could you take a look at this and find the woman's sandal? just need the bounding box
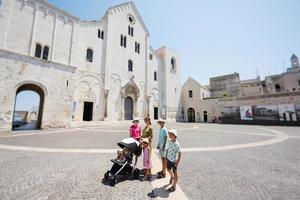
[167,186,176,192]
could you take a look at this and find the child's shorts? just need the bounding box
[167,159,177,171]
[159,147,167,158]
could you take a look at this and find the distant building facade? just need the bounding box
[180,54,300,125]
[210,72,240,98]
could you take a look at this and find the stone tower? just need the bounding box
[291,54,299,68]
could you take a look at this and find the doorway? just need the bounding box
[154,107,158,120]
[124,96,133,120]
[12,84,45,131]
[204,111,208,122]
[83,102,93,121]
[187,108,195,122]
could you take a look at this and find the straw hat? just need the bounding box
[157,118,166,123]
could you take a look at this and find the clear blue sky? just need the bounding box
[48,0,300,85]
[15,91,40,111]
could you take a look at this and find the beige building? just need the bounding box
[179,77,212,122]
[210,72,240,98]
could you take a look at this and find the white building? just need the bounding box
[0,0,181,133]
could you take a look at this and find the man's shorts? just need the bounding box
[159,147,167,158]
[167,159,177,171]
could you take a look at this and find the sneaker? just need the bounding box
[157,173,166,179]
[167,186,176,192]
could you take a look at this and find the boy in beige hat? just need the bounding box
[166,129,181,192]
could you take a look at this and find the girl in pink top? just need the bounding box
[129,118,141,140]
[142,138,152,181]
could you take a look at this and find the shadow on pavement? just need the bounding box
[148,184,170,198]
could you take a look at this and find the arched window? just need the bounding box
[120,35,127,48]
[35,43,42,58]
[171,57,176,71]
[42,46,49,60]
[154,71,157,81]
[131,27,134,37]
[128,60,133,72]
[128,26,134,36]
[86,48,93,62]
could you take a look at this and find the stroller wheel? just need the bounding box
[104,170,110,182]
[110,176,117,186]
[133,169,140,179]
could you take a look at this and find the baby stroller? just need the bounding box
[103,138,141,186]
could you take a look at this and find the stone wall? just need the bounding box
[0,50,76,134]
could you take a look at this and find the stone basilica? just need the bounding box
[0,0,181,133]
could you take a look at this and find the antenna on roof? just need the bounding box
[254,60,259,77]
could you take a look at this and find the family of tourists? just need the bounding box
[128,117,182,192]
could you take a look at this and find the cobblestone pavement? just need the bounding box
[0,122,299,199]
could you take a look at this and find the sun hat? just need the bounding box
[157,118,166,123]
[132,118,140,123]
[168,129,177,137]
[142,138,149,144]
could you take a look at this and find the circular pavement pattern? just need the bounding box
[0,122,299,200]
[0,124,288,153]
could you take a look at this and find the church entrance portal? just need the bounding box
[83,102,93,121]
[124,96,133,120]
[187,107,195,122]
[154,107,158,120]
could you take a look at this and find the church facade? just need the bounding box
[0,0,181,133]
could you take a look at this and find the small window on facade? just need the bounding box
[171,57,176,71]
[131,27,134,36]
[42,46,49,60]
[98,29,104,39]
[120,35,123,46]
[128,60,133,72]
[128,26,134,36]
[86,48,93,62]
[135,42,140,53]
[101,31,104,40]
[275,84,280,92]
[35,43,42,58]
[124,36,127,48]
[149,53,153,60]
[120,35,127,47]
[154,71,157,81]
[189,90,193,98]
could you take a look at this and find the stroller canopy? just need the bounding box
[117,138,140,153]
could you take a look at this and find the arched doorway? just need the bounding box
[124,96,133,120]
[13,84,45,131]
[187,107,195,122]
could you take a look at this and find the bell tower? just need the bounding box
[291,54,299,68]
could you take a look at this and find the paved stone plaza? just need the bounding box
[0,122,300,200]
